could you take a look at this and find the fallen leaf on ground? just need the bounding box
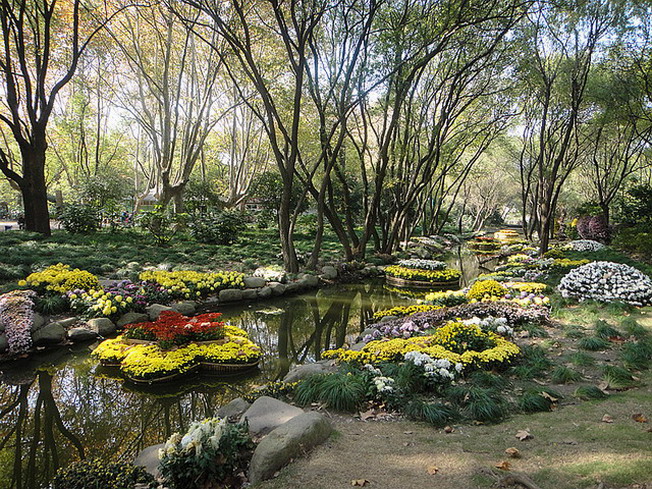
[360,409,375,421]
[351,479,369,486]
[403,431,413,435]
[426,466,439,475]
[632,413,649,423]
[598,381,610,392]
[515,430,532,441]
[495,460,511,470]
[602,414,614,423]
[541,391,558,402]
[444,426,454,433]
[505,447,521,458]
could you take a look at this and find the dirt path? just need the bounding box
[258,373,652,489]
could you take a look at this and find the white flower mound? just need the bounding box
[558,261,652,306]
[563,240,605,252]
[398,258,447,270]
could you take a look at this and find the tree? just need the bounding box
[0,0,121,234]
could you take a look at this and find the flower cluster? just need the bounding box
[372,304,441,320]
[504,281,548,294]
[92,336,131,364]
[404,351,462,381]
[468,236,502,254]
[562,239,605,252]
[362,364,396,394]
[22,263,100,294]
[326,321,520,368]
[0,290,36,355]
[123,311,226,348]
[466,280,508,300]
[494,229,521,243]
[550,258,591,272]
[423,289,468,307]
[397,259,447,271]
[558,261,652,306]
[139,270,245,299]
[461,316,513,337]
[385,265,462,283]
[68,289,133,318]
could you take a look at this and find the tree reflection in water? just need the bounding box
[0,282,411,488]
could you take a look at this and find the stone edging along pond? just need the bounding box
[0,272,328,361]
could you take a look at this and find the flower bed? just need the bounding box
[384,265,461,289]
[372,304,442,320]
[562,239,605,252]
[326,321,520,369]
[123,311,227,348]
[397,259,447,271]
[466,280,508,300]
[21,263,100,294]
[494,229,521,243]
[468,236,502,254]
[558,261,652,306]
[0,290,36,355]
[139,270,245,300]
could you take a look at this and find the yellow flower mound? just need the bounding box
[120,343,201,379]
[372,304,442,320]
[506,282,548,294]
[92,328,261,380]
[139,270,245,299]
[467,280,508,301]
[324,321,519,368]
[25,263,100,293]
[385,265,462,283]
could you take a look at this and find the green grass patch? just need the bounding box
[578,337,611,351]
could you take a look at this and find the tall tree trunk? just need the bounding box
[20,145,51,235]
[278,186,299,272]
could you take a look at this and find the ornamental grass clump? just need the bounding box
[518,388,561,413]
[294,373,368,412]
[159,418,254,489]
[558,261,652,306]
[0,290,36,355]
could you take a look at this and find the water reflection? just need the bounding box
[0,282,412,488]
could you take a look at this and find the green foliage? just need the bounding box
[522,323,549,338]
[446,385,510,423]
[569,352,595,367]
[574,385,608,400]
[34,293,69,315]
[243,381,297,403]
[137,207,186,246]
[615,184,652,227]
[51,459,154,489]
[594,320,621,339]
[518,388,561,413]
[188,209,248,245]
[57,203,101,234]
[621,318,649,339]
[613,226,652,255]
[509,345,552,379]
[564,325,586,339]
[295,373,367,412]
[551,366,582,384]
[159,420,253,489]
[620,341,652,370]
[404,400,457,427]
[468,371,510,390]
[578,336,611,351]
[601,365,638,389]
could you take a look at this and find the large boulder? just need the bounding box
[217,397,251,419]
[116,312,148,329]
[268,282,287,297]
[219,289,243,302]
[32,322,66,346]
[240,396,303,436]
[257,287,272,299]
[146,304,173,321]
[298,275,319,288]
[283,360,338,383]
[68,327,98,343]
[248,412,333,484]
[321,265,338,280]
[87,317,117,337]
[244,276,267,288]
[242,289,258,301]
[133,443,164,478]
[30,313,46,332]
[171,301,196,316]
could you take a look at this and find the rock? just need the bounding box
[248,412,333,484]
[321,265,338,280]
[0,334,7,352]
[244,276,267,288]
[242,289,258,301]
[116,312,148,329]
[257,287,272,299]
[268,282,287,297]
[219,289,244,302]
[31,313,46,332]
[87,317,117,336]
[171,301,196,316]
[253,267,287,284]
[283,360,337,383]
[58,318,78,328]
[217,397,251,419]
[134,444,164,478]
[146,304,173,320]
[285,282,301,294]
[32,322,66,346]
[299,275,319,288]
[240,396,303,436]
[379,315,398,323]
[350,341,366,351]
[68,327,98,342]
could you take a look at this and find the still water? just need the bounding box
[0,248,497,489]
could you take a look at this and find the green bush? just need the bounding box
[137,206,186,246]
[51,459,154,489]
[188,209,248,245]
[57,203,101,234]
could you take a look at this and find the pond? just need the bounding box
[0,248,499,489]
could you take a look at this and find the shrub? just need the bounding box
[137,206,186,246]
[51,459,154,489]
[466,280,508,301]
[188,209,248,245]
[159,418,253,489]
[404,400,457,427]
[577,214,610,243]
[56,202,101,234]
